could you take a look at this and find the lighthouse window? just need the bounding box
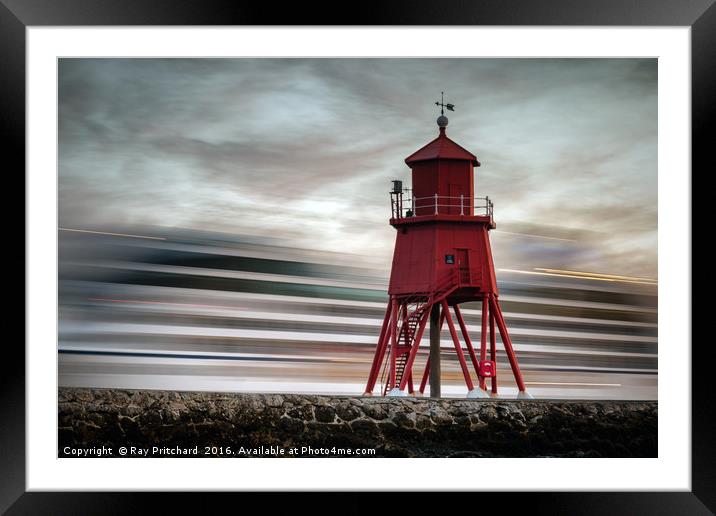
[445,254,455,264]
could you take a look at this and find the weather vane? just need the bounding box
[435,91,455,115]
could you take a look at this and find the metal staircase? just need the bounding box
[381,270,460,395]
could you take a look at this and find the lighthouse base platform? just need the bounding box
[58,388,656,458]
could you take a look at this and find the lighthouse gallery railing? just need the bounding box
[390,190,494,219]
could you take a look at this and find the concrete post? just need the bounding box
[429,303,441,398]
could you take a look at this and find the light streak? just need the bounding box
[59,227,166,240]
[88,297,244,311]
[525,381,622,387]
[535,268,657,283]
[498,267,657,285]
[493,230,576,242]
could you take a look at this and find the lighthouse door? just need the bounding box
[456,249,471,284]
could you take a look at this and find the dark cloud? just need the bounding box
[58,58,657,277]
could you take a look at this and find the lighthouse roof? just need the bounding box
[405,128,480,167]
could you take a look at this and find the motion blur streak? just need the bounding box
[58,226,657,399]
[59,227,167,240]
[499,268,657,286]
[534,268,657,283]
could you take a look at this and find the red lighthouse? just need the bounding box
[364,97,531,399]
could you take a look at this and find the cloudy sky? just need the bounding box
[58,58,657,277]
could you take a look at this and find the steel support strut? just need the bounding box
[398,306,430,391]
[419,356,431,395]
[441,299,475,391]
[428,303,442,398]
[388,297,399,392]
[490,306,497,394]
[479,296,489,390]
[364,300,393,394]
[420,308,446,394]
[489,294,526,392]
[454,304,481,381]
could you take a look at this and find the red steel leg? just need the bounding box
[401,301,411,348]
[364,300,393,394]
[419,308,447,394]
[454,304,481,379]
[441,299,475,391]
[479,296,489,390]
[419,356,430,394]
[490,305,498,394]
[388,297,399,391]
[399,306,430,391]
[489,295,526,392]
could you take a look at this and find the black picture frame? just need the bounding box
[4,0,708,512]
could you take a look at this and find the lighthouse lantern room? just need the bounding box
[363,94,531,399]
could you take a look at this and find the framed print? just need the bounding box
[4,0,710,512]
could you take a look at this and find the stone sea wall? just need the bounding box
[58,388,657,457]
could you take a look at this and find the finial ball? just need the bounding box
[437,115,449,128]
